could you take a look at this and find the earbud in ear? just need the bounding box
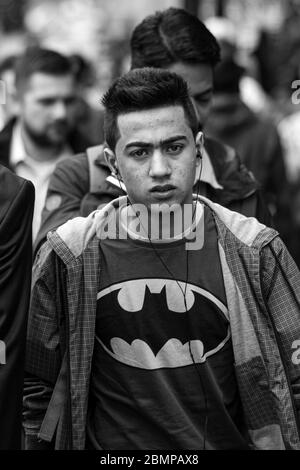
[111,165,118,176]
[196,149,203,159]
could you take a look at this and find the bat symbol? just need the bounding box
[97,278,229,369]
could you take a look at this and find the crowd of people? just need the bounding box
[1,7,300,451]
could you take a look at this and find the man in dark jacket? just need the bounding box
[0,47,92,240]
[35,8,271,254]
[205,57,291,250]
[0,164,34,449]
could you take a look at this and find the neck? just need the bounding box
[125,200,197,241]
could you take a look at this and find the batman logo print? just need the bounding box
[96,278,229,370]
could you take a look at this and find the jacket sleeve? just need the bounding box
[260,236,300,420]
[23,243,64,450]
[34,153,89,255]
[0,178,34,449]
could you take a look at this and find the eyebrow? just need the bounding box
[125,135,188,150]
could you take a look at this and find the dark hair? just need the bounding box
[15,47,73,90]
[130,8,220,70]
[102,67,198,151]
[213,59,244,94]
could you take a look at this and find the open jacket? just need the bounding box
[0,165,34,449]
[24,196,300,450]
[205,95,292,252]
[34,138,272,255]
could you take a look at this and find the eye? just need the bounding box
[39,98,55,106]
[165,144,184,155]
[193,93,212,106]
[130,148,149,158]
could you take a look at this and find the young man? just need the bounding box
[0,47,92,240]
[0,164,34,449]
[34,8,271,254]
[24,68,300,450]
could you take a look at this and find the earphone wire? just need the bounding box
[114,146,208,450]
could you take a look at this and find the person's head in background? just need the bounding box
[204,16,245,96]
[130,8,221,128]
[0,55,19,129]
[15,47,77,150]
[213,59,244,98]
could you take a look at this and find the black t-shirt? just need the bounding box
[87,203,249,450]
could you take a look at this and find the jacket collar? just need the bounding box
[204,137,259,204]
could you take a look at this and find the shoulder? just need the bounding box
[0,166,34,238]
[200,196,276,248]
[52,196,127,258]
[55,151,89,173]
[0,165,34,212]
[50,152,90,192]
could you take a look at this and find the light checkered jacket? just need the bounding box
[23,196,300,450]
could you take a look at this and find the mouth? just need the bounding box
[50,122,68,134]
[150,185,176,199]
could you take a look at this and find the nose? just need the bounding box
[52,100,68,120]
[149,149,171,178]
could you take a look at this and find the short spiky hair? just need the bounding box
[15,47,73,90]
[130,8,220,70]
[102,67,198,151]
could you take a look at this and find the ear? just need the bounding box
[195,131,204,167]
[104,147,118,175]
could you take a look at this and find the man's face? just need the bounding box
[19,72,77,146]
[109,105,201,208]
[167,62,213,127]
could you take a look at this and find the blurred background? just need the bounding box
[1,0,300,264]
[0,0,299,104]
